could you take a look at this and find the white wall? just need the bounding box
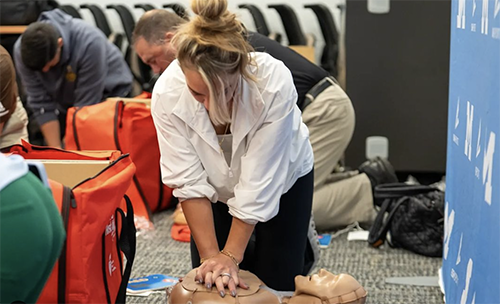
[58,0,345,63]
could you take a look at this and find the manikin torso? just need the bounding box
[167,269,367,304]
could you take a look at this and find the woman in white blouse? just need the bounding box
[151,0,314,296]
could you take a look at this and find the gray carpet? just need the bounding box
[127,210,444,304]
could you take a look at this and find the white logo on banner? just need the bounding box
[476,120,482,157]
[460,259,474,304]
[457,98,496,205]
[456,234,463,265]
[482,132,496,205]
[465,101,474,161]
[443,202,455,260]
[451,267,459,284]
[482,0,489,34]
[454,98,460,145]
[493,0,500,39]
[458,0,467,28]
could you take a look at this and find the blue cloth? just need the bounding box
[0,153,28,191]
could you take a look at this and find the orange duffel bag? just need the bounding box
[3,141,137,304]
[65,98,174,224]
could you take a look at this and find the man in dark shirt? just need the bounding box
[132,9,378,230]
[14,9,133,148]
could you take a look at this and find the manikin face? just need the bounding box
[42,38,63,73]
[294,269,341,298]
[135,33,177,74]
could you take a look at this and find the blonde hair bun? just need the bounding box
[191,0,227,20]
[190,0,238,35]
[173,0,256,126]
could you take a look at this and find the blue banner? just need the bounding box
[443,0,500,303]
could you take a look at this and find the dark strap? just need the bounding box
[368,196,407,247]
[115,195,137,304]
[300,76,338,111]
[58,186,73,304]
[72,107,82,150]
[374,183,438,200]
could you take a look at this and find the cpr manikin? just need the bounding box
[167,268,367,304]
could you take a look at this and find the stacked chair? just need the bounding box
[268,4,309,46]
[80,4,124,49]
[106,4,153,92]
[134,3,156,12]
[304,4,340,77]
[238,4,282,43]
[59,4,82,19]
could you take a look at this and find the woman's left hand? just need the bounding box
[195,252,248,297]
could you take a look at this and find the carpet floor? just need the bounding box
[127,209,444,304]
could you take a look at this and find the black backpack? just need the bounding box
[0,0,59,25]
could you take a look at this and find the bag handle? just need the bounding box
[115,195,137,304]
[374,183,439,200]
[368,196,407,247]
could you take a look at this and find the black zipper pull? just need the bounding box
[70,192,77,208]
[119,103,125,128]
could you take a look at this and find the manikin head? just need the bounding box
[291,269,367,303]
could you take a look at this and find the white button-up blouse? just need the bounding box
[151,52,314,224]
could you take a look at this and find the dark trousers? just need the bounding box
[190,169,314,291]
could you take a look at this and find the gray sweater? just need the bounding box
[14,9,133,125]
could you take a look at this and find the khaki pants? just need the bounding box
[302,83,375,230]
[0,99,28,149]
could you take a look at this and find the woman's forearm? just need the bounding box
[223,217,255,263]
[40,120,62,148]
[182,198,255,264]
[181,198,220,260]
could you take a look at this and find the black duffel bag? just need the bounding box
[368,183,445,257]
[0,0,59,25]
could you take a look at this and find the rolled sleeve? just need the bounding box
[151,95,218,203]
[34,109,59,126]
[228,89,298,224]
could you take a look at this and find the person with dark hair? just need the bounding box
[20,23,61,72]
[0,45,28,149]
[13,9,133,148]
[134,9,397,233]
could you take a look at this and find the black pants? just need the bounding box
[190,169,314,291]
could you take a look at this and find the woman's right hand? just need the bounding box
[195,252,248,297]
